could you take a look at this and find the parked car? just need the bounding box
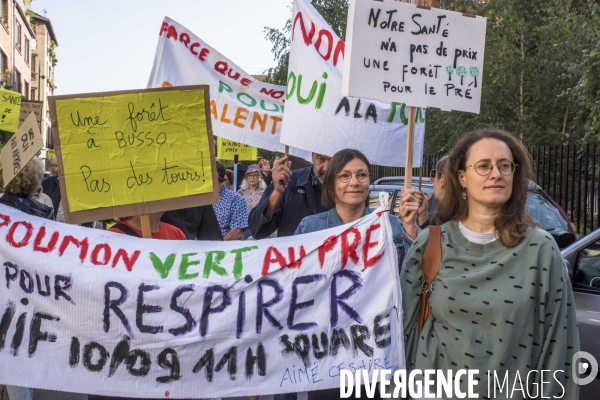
[369,176,578,249]
[562,230,600,397]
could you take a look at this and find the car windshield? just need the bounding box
[525,190,569,233]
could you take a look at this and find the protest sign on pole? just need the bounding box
[48,85,219,224]
[217,137,258,161]
[0,203,404,398]
[1,112,43,187]
[342,0,487,113]
[0,87,23,133]
[19,100,43,132]
[342,0,486,180]
[147,18,311,160]
[280,0,426,168]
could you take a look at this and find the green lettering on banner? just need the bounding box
[203,250,228,278]
[230,246,259,280]
[179,253,201,280]
[150,252,177,279]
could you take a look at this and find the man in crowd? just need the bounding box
[41,156,61,219]
[213,161,248,240]
[249,153,331,239]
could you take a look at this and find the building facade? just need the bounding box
[31,11,57,153]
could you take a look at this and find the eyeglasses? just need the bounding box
[465,161,517,176]
[429,169,437,179]
[337,171,370,183]
[246,173,259,179]
[49,164,58,167]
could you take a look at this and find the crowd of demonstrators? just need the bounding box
[212,161,248,240]
[402,129,580,399]
[41,156,61,219]
[0,134,580,400]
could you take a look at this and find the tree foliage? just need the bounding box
[264,0,600,153]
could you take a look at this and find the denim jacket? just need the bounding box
[294,207,411,272]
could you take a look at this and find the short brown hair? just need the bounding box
[0,157,45,197]
[322,149,371,208]
[435,129,535,247]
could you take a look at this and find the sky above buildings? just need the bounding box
[30,0,292,95]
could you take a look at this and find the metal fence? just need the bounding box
[371,144,600,237]
[530,143,600,237]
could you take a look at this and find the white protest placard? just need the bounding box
[342,0,487,114]
[281,0,425,167]
[147,17,310,160]
[0,205,404,398]
[1,112,43,187]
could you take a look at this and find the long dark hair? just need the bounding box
[322,149,371,208]
[435,129,535,247]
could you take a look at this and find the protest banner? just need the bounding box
[46,149,55,159]
[217,137,258,161]
[342,0,487,114]
[1,112,43,187]
[147,18,310,160]
[19,100,43,132]
[48,85,219,224]
[0,87,23,133]
[280,0,426,168]
[0,203,404,398]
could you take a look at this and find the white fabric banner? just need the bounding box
[0,205,404,398]
[147,17,311,159]
[281,0,426,167]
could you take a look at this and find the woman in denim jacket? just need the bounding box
[293,148,422,400]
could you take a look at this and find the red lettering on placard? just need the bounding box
[363,223,384,269]
[262,246,288,275]
[341,227,361,269]
[292,12,316,45]
[33,226,59,253]
[318,235,338,268]
[59,236,89,264]
[7,221,33,248]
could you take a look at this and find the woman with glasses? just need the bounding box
[238,164,266,239]
[293,148,421,400]
[238,164,266,210]
[402,129,579,399]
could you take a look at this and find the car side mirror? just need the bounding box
[563,258,573,283]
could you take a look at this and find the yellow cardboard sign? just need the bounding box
[217,137,258,161]
[54,88,213,212]
[47,149,55,159]
[1,112,43,187]
[0,88,22,133]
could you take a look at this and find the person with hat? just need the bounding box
[213,161,248,240]
[237,164,266,210]
[237,164,266,240]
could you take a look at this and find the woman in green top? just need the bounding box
[401,129,579,399]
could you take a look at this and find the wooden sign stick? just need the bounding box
[404,106,417,187]
[140,214,152,239]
